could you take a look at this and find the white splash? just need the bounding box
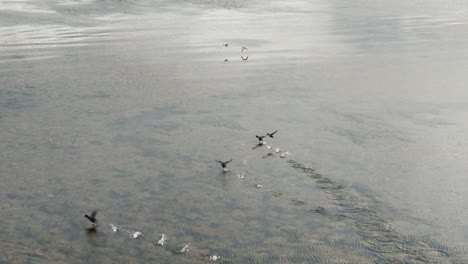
[274,147,281,153]
[238,171,245,179]
[266,145,272,150]
[256,184,263,189]
[280,151,290,158]
[209,254,221,261]
[109,224,119,232]
[130,231,143,239]
[179,243,190,253]
[156,234,166,246]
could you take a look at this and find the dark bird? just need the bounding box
[224,43,229,47]
[224,59,229,62]
[256,135,266,142]
[241,56,248,61]
[216,159,232,169]
[241,47,248,52]
[267,130,278,138]
[84,210,98,224]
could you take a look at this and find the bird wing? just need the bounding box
[226,159,233,164]
[268,130,278,136]
[90,210,98,218]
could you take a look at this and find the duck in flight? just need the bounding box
[84,210,98,225]
[216,159,232,171]
[256,135,266,142]
[267,130,278,138]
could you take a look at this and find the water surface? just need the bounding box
[2,0,468,263]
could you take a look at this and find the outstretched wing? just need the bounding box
[90,210,98,218]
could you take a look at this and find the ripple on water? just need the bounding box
[0,23,111,68]
[286,159,458,263]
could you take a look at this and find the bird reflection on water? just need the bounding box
[86,226,97,235]
[85,226,99,253]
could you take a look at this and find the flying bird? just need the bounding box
[241,56,248,61]
[224,43,229,47]
[256,135,267,145]
[84,210,98,224]
[267,130,278,138]
[216,159,232,170]
[241,47,248,52]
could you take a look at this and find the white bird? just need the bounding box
[274,147,280,153]
[238,171,245,179]
[280,151,290,158]
[266,145,272,150]
[256,184,263,189]
[209,254,221,261]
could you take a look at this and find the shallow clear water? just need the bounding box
[2,0,468,263]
